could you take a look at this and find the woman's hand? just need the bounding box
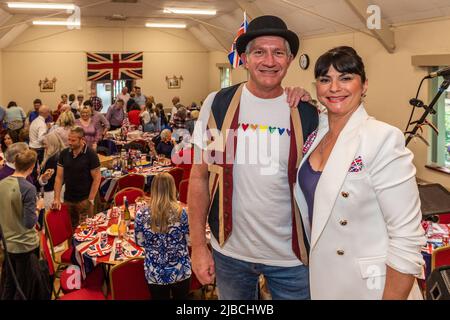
[40,168,55,183]
[51,199,61,211]
[285,86,312,108]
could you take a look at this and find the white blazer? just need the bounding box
[294,105,426,300]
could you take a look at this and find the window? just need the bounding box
[219,65,231,88]
[443,86,450,167]
[430,70,450,169]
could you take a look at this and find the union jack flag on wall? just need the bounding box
[87,52,143,81]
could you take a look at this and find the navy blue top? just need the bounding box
[156,141,174,159]
[298,157,322,225]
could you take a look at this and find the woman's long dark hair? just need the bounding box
[1,130,20,153]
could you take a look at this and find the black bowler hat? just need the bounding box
[236,15,299,57]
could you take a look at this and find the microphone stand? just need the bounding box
[405,76,450,146]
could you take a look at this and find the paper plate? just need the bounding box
[86,242,112,257]
[74,229,98,242]
[106,226,119,237]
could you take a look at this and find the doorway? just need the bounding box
[95,80,133,113]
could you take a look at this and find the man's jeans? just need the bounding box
[213,249,310,300]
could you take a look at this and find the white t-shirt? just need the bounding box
[140,110,150,124]
[193,84,300,267]
[171,106,178,118]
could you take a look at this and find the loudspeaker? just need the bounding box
[418,183,450,218]
[426,266,450,300]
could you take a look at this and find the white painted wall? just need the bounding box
[1,26,211,111]
[0,49,2,106]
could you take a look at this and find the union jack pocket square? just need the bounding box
[348,156,364,173]
[302,130,318,155]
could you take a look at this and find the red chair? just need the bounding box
[44,205,74,273]
[59,287,106,300]
[109,257,151,300]
[168,167,184,193]
[174,147,193,180]
[179,179,189,203]
[437,213,450,224]
[431,246,450,271]
[41,232,75,298]
[117,173,145,191]
[114,187,145,206]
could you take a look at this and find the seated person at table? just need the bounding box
[134,173,191,300]
[0,149,48,300]
[144,114,159,134]
[156,129,175,159]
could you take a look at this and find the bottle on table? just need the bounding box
[123,196,131,227]
[120,149,127,174]
[118,209,127,240]
[127,154,133,172]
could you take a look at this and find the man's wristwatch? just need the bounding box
[88,199,95,206]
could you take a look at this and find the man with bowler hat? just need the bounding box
[188,15,318,299]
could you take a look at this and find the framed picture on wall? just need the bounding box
[166,75,183,89]
[39,77,57,92]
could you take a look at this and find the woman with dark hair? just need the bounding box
[68,93,76,105]
[294,46,425,299]
[1,130,19,152]
[0,130,19,161]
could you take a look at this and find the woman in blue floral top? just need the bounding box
[135,172,191,299]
